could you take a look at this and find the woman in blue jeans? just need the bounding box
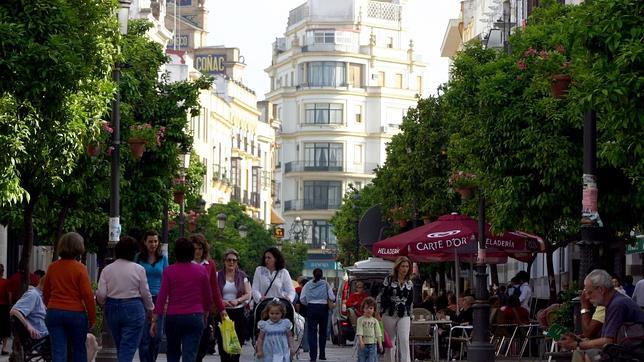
[151,237,213,362]
[136,230,168,362]
[300,268,335,362]
[96,236,154,361]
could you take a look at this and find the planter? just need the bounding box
[128,138,146,159]
[455,187,474,199]
[86,143,101,157]
[398,219,408,228]
[173,191,185,205]
[551,74,571,98]
[422,217,432,225]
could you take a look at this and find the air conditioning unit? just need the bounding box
[371,73,378,80]
[380,125,388,133]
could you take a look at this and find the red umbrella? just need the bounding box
[372,214,544,263]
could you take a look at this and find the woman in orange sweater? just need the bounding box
[43,232,96,362]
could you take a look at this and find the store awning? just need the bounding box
[271,208,285,225]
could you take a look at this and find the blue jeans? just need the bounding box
[105,297,145,362]
[165,313,204,362]
[139,296,163,362]
[45,309,88,362]
[306,304,329,361]
[358,343,378,362]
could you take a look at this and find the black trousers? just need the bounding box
[214,307,246,362]
[196,314,215,362]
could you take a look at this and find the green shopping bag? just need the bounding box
[219,316,242,354]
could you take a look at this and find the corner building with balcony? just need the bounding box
[267,0,425,281]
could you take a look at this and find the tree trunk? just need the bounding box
[546,245,558,304]
[52,201,71,262]
[19,195,38,294]
[490,264,499,287]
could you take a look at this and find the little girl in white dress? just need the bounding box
[256,299,295,362]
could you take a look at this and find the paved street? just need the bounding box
[0,339,358,362]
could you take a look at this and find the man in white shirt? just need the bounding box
[632,278,644,308]
[516,271,532,313]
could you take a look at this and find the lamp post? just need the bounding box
[178,151,190,237]
[97,2,130,361]
[468,3,516,360]
[216,213,249,238]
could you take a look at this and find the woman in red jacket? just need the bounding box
[43,232,96,362]
[190,233,226,361]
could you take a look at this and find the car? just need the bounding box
[330,257,394,345]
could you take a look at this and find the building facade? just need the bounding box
[267,0,426,279]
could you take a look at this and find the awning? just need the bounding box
[270,208,285,225]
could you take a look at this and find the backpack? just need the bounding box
[511,285,522,298]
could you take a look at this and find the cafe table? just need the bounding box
[412,318,452,361]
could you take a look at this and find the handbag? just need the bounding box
[326,282,336,309]
[219,316,242,354]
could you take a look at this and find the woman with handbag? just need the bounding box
[214,249,251,362]
[377,256,413,362]
[251,247,296,304]
[300,268,335,362]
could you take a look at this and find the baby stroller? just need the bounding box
[252,297,305,353]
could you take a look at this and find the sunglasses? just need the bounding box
[225,258,238,262]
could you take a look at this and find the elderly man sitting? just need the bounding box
[9,270,99,361]
[557,269,644,361]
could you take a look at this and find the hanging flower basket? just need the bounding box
[128,138,146,159]
[86,143,101,157]
[551,74,572,98]
[173,191,185,205]
[455,186,474,199]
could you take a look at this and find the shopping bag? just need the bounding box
[219,316,242,354]
[379,320,393,349]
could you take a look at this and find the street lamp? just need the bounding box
[178,151,190,237]
[238,224,248,238]
[98,2,130,361]
[217,213,227,230]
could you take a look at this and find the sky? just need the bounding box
[207,0,461,100]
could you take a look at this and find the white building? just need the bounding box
[267,0,426,278]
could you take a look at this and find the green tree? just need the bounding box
[0,0,118,276]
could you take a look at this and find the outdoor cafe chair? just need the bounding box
[412,307,432,321]
[447,325,473,360]
[490,323,519,357]
[518,323,546,358]
[409,320,433,361]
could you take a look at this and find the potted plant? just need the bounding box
[128,123,164,159]
[389,206,409,227]
[86,120,113,157]
[449,171,477,199]
[173,182,188,205]
[516,45,572,98]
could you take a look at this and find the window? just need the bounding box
[349,64,363,87]
[303,181,342,210]
[354,105,362,123]
[395,73,403,88]
[386,36,394,48]
[307,62,346,87]
[231,157,241,186]
[304,143,343,171]
[354,145,363,164]
[378,71,385,87]
[304,103,343,124]
[310,220,337,247]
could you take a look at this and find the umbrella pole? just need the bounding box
[455,246,459,317]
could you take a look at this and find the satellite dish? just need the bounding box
[358,205,385,248]
[239,55,246,64]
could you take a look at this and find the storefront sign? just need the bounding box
[194,54,226,75]
[626,238,644,254]
[274,227,284,239]
[304,261,338,270]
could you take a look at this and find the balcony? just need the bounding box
[250,192,260,208]
[284,199,341,212]
[232,186,241,202]
[284,161,343,174]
